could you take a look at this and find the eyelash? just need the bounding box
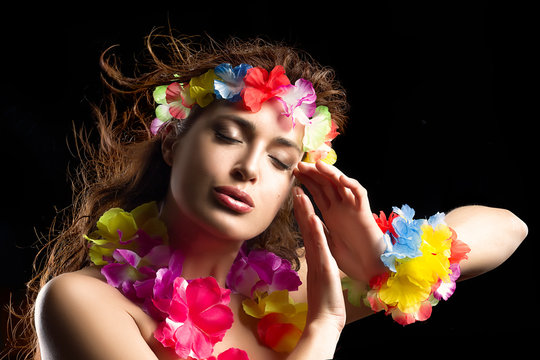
[269,156,292,171]
[214,130,292,171]
[214,130,242,144]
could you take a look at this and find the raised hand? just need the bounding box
[293,186,346,329]
[293,161,386,282]
[289,187,345,359]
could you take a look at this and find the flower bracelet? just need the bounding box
[342,204,471,325]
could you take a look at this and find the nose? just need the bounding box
[231,147,260,184]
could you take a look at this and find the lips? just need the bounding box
[213,186,255,214]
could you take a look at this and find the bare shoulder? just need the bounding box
[35,267,160,360]
[36,267,128,324]
[38,267,113,300]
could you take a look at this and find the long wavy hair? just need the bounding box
[3,29,349,360]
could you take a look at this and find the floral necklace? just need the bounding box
[85,202,307,360]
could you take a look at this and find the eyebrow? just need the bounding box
[215,114,303,155]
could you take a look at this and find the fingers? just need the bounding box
[292,186,316,233]
[293,186,346,327]
[293,163,335,210]
[293,187,337,270]
[294,161,366,211]
[315,161,355,202]
[338,175,368,211]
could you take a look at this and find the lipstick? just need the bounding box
[213,186,255,214]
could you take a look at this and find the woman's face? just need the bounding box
[163,100,304,242]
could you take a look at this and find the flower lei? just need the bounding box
[342,205,471,325]
[151,63,339,165]
[85,202,307,359]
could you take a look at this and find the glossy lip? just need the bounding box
[213,186,255,214]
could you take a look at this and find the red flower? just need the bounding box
[373,211,399,239]
[241,66,291,112]
[448,228,471,264]
[257,313,303,353]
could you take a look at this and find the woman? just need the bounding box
[10,32,527,360]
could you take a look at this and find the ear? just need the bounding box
[161,122,177,166]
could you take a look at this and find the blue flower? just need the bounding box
[214,63,252,102]
[427,212,446,228]
[380,205,425,272]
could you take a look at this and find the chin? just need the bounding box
[203,211,270,242]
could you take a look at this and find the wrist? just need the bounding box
[288,320,341,360]
[304,318,342,340]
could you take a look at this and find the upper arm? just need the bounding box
[445,205,528,280]
[35,272,159,360]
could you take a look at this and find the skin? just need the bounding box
[34,100,528,360]
[159,100,305,287]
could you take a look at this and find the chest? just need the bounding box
[129,294,289,360]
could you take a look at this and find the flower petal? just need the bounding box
[241,66,290,112]
[190,70,219,107]
[449,235,471,264]
[177,321,213,359]
[277,79,316,121]
[214,63,252,102]
[168,296,189,323]
[217,348,250,360]
[153,85,168,105]
[257,313,302,353]
[101,263,133,287]
[172,321,196,359]
[186,277,228,314]
[154,319,178,348]
[151,118,167,135]
[302,106,331,152]
[192,303,233,341]
[113,248,141,267]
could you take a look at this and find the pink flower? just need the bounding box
[154,277,234,359]
[204,348,250,360]
[433,263,461,300]
[226,246,301,297]
[276,78,317,127]
[390,300,433,325]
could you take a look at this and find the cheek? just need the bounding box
[169,136,223,204]
[257,170,294,216]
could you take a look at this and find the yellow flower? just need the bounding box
[242,290,307,331]
[418,223,453,282]
[189,69,220,107]
[378,223,454,313]
[85,202,167,266]
[378,271,431,314]
[303,146,337,165]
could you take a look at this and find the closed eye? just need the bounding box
[269,155,292,171]
[214,130,242,144]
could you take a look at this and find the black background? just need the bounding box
[1,1,535,356]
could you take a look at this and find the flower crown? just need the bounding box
[151,63,340,164]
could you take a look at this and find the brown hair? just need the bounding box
[3,29,349,360]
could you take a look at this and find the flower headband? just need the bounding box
[151,63,339,164]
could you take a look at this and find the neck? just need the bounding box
[159,200,243,288]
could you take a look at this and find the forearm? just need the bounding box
[287,321,341,360]
[445,205,528,280]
